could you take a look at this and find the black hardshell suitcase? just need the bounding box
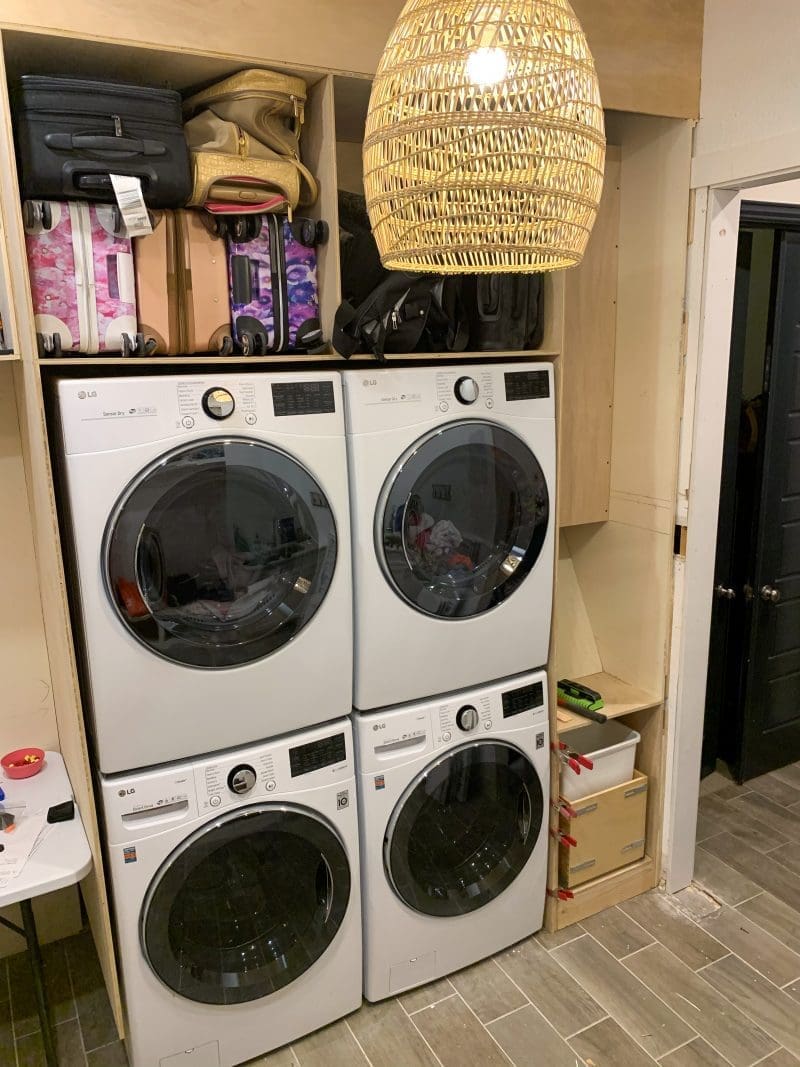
[14,76,191,208]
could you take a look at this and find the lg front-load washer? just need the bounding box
[100,718,361,1067]
[354,671,549,1001]
[54,372,351,773]
[343,364,555,710]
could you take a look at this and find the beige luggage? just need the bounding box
[183,68,317,211]
[134,210,233,355]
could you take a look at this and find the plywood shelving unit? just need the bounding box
[0,9,697,1025]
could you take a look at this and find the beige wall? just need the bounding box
[694,0,800,186]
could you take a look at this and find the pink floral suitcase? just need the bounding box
[23,199,147,356]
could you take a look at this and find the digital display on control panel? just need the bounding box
[504,370,550,401]
[502,681,544,718]
[272,381,335,417]
[289,732,346,777]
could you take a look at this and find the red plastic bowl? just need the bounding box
[1,748,46,779]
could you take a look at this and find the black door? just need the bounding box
[377,422,549,619]
[141,804,351,1004]
[739,227,800,777]
[384,741,543,917]
[702,230,756,775]
[104,438,337,668]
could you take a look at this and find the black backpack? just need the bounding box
[333,271,469,360]
[462,274,545,351]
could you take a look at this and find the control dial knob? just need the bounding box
[203,387,235,420]
[454,376,479,405]
[456,705,480,732]
[227,764,257,794]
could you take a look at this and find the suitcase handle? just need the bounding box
[44,132,166,157]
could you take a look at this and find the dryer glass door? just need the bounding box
[384,741,543,917]
[141,805,351,1004]
[104,438,337,667]
[377,422,549,618]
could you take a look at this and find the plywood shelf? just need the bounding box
[37,354,346,368]
[36,349,561,369]
[555,855,657,928]
[556,671,662,735]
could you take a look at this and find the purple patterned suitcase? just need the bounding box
[227,214,326,354]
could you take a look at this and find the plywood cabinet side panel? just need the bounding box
[621,706,666,880]
[0,36,123,1034]
[565,522,672,697]
[554,535,603,681]
[0,364,58,754]
[560,148,621,527]
[304,75,341,341]
[0,0,701,118]
[605,114,692,512]
[336,142,366,195]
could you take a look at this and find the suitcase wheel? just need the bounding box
[230,216,263,242]
[134,333,151,357]
[253,331,267,355]
[24,201,53,232]
[292,217,316,248]
[52,333,63,358]
[35,332,47,358]
[315,219,330,246]
[121,332,134,358]
[219,335,234,356]
[239,331,254,356]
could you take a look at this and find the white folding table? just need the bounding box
[0,752,92,1066]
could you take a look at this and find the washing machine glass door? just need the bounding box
[377,422,549,617]
[385,741,543,917]
[141,804,351,1004]
[104,438,337,667]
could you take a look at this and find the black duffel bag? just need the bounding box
[333,271,469,360]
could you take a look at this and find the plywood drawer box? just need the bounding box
[559,770,648,888]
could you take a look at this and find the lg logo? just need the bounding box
[372,722,386,732]
[117,787,135,797]
[363,379,377,388]
[77,389,97,400]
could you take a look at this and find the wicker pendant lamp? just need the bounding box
[363,0,606,273]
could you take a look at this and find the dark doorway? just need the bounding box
[702,202,800,782]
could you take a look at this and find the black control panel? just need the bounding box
[502,681,544,718]
[289,732,346,777]
[272,380,335,417]
[504,370,550,401]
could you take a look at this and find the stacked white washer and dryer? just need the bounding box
[342,363,556,1000]
[54,373,361,1067]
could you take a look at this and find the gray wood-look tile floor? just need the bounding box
[4,763,800,1066]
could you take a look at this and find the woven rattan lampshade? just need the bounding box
[363,0,606,273]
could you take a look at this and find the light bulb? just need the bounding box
[466,46,508,88]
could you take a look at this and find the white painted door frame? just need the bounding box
[663,172,800,892]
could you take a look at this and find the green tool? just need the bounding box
[557,679,608,723]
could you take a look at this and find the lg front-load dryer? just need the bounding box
[343,363,555,710]
[100,718,361,1067]
[55,373,351,773]
[355,671,549,1001]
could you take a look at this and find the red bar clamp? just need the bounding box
[547,887,575,901]
[550,828,578,848]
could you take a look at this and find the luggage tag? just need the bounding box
[109,174,153,237]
